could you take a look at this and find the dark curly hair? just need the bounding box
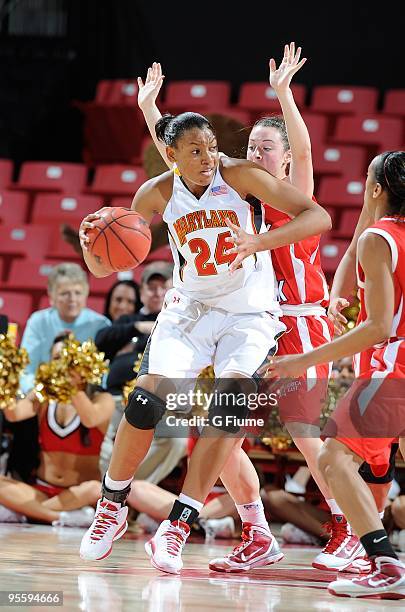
[373,151,405,217]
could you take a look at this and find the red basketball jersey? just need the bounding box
[357,217,405,344]
[264,202,329,311]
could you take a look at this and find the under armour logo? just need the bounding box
[136,395,148,405]
[173,296,180,303]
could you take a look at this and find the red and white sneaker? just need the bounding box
[209,523,284,573]
[312,515,366,571]
[329,556,405,599]
[339,556,372,574]
[145,520,190,575]
[79,499,128,561]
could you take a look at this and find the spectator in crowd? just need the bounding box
[19,263,111,394]
[96,261,187,486]
[0,332,114,526]
[103,279,141,322]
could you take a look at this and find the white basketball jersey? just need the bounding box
[163,163,280,314]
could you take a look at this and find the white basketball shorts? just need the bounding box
[138,288,286,379]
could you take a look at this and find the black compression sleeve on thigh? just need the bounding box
[125,387,166,430]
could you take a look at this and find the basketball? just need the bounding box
[87,207,151,272]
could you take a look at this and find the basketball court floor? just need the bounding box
[1,524,403,611]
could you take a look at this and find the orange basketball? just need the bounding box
[88,207,151,272]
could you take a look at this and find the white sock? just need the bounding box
[326,498,344,516]
[178,493,203,513]
[236,498,270,532]
[104,472,132,491]
[379,510,385,519]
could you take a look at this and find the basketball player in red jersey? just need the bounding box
[138,46,359,572]
[0,332,114,526]
[267,151,405,599]
[327,167,400,574]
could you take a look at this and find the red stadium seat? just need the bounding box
[88,165,148,198]
[210,108,251,126]
[95,79,139,105]
[38,294,105,314]
[32,193,100,228]
[301,113,329,147]
[0,291,33,329]
[0,191,29,225]
[333,209,361,239]
[333,115,403,150]
[238,83,306,119]
[5,259,57,290]
[164,81,231,112]
[110,196,133,208]
[383,89,405,117]
[46,234,83,261]
[320,237,350,274]
[311,86,378,115]
[0,159,13,189]
[89,268,145,295]
[0,225,52,260]
[145,244,173,263]
[16,162,88,194]
[317,177,365,208]
[312,145,367,178]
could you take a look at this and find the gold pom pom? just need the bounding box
[0,334,30,409]
[34,334,108,403]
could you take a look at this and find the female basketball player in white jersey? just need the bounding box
[135,47,363,573]
[78,108,330,573]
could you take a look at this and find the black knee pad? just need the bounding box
[208,378,255,434]
[359,443,399,484]
[125,387,166,430]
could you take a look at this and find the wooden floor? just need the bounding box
[1,524,404,611]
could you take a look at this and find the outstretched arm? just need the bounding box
[266,233,394,378]
[137,62,171,168]
[270,42,313,197]
[223,161,331,271]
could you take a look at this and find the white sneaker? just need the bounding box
[209,523,284,572]
[199,516,236,541]
[312,515,366,570]
[329,556,405,599]
[145,519,190,575]
[52,506,95,528]
[281,523,321,546]
[0,503,27,524]
[80,499,128,561]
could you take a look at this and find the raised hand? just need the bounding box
[137,62,164,111]
[269,42,307,94]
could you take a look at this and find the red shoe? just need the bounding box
[209,523,284,573]
[329,556,405,599]
[339,556,372,574]
[312,515,366,570]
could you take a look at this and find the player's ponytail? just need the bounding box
[155,114,175,145]
[375,151,405,218]
[155,112,215,147]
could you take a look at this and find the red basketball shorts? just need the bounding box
[276,314,333,426]
[324,339,405,477]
